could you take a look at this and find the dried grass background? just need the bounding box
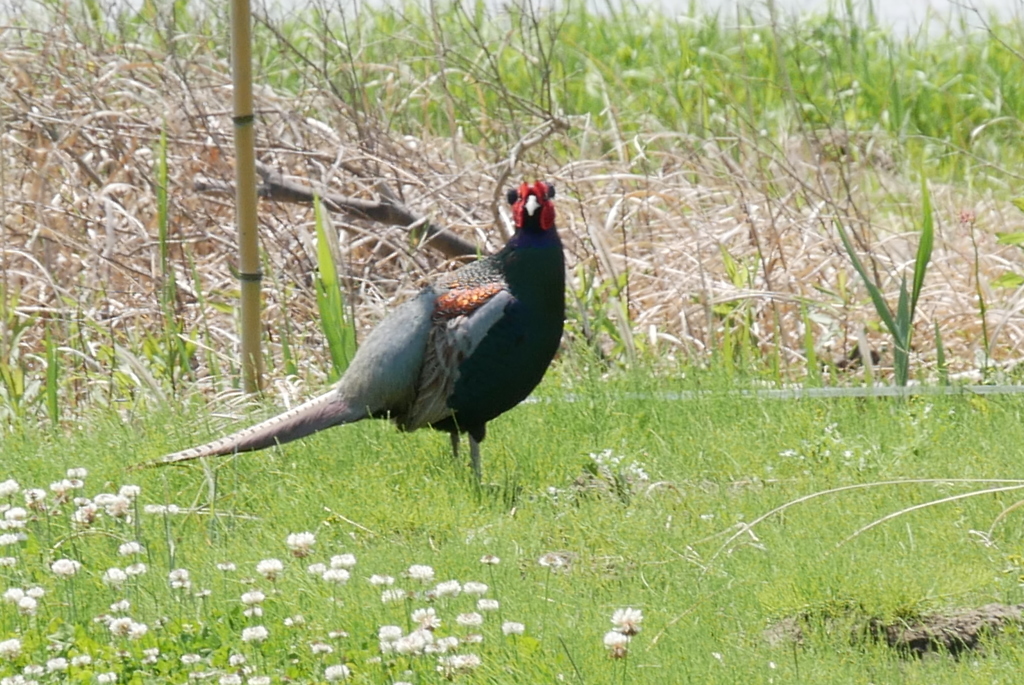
[3,6,1024,421]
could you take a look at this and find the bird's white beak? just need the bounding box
[524,194,541,216]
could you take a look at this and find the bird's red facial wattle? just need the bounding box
[508,181,556,231]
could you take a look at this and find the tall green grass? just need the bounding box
[240,1,1024,181]
[836,177,934,386]
[313,198,356,382]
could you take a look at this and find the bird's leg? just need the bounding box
[469,435,482,482]
[449,431,460,460]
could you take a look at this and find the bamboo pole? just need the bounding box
[230,0,263,393]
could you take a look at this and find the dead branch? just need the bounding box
[194,163,481,259]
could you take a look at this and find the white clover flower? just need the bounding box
[479,554,500,565]
[256,558,283,581]
[219,675,242,685]
[216,562,237,572]
[611,607,643,636]
[118,485,141,499]
[118,541,144,556]
[241,626,268,643]
[306,562,327,575]
[0,534,19,547]
[603,630,629,658]
[286,532,316,557]
[2,588,24,603]
[379,625,403,642]
[437,653,482,676]
[477,598,499,612]
[45,658,68,672]
[247,677,270,685]
[0,557,15,568]
[0,637,20,660]
[502,621,525,635]
[101,568,128,587]
[102,495,132,518]
[324,664,350,681]
[381,588,407,604]
[126,562,148,576]
[411,607,441,630]
[109,617,134,637]
[241,590,266,605]
[538,552,567,568]
[25,586,42,599]
[4,507,27,522]
[229,654,246,667]
[0,479,20,498]
[456,612,483,627]
[310,642,333,655]
[394,629,431,655]
[66,468,87,479]
[429,636,460,654]
[23,489,46,509]
[110,599,131,613]
[368,574,394,586]
[462,581,488,595]
[129,622,148,639]
[168,568,191,590]
[180,654,202,665]
[51,558,81,577]
[407,564,434,582]
[244,607,263,618]
[17,596,37,615]
[329,553,356,569]
[23,664,44,676]
[434,580,461,598]
[49,479,73,500]
[96,673,118,684]
[328,630,348,639]
[283,615,305,627]
[71,503,99,526]
[70,655,92,667]
[321,568,350,584]
[144,503,181,515]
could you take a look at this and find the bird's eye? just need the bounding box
[546,184,556,199]
[506,189,519,205]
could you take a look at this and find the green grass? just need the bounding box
[4,366,1024,682]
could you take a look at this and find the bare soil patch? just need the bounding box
[766,603,1024,657]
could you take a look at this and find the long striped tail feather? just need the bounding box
[135,391,365,469]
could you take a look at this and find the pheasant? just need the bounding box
[148,181,564,480]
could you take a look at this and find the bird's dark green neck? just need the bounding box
[496,225,565,313]
[501,221,563,253]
